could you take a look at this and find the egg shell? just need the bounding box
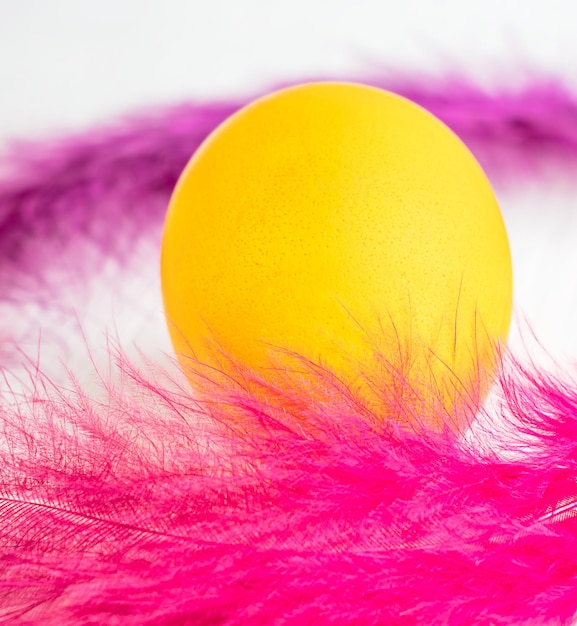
[161,82,512,426]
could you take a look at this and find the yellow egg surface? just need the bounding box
[161,82,512,426]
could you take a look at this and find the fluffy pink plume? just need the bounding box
[0,353,576,624]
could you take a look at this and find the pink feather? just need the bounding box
[0,353,576,624]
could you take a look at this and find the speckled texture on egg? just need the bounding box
[161,82,512,425]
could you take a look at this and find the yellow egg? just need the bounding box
[161,82,512,427]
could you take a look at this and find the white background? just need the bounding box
[2,1,577,142]
[1,0,577,382]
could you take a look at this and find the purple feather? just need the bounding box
[1,78,577,298]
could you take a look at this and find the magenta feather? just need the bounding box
[1,76,577,623]
[1,355,577,624]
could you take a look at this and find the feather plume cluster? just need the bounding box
[2,354,577,624]
[1,78,577,624]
